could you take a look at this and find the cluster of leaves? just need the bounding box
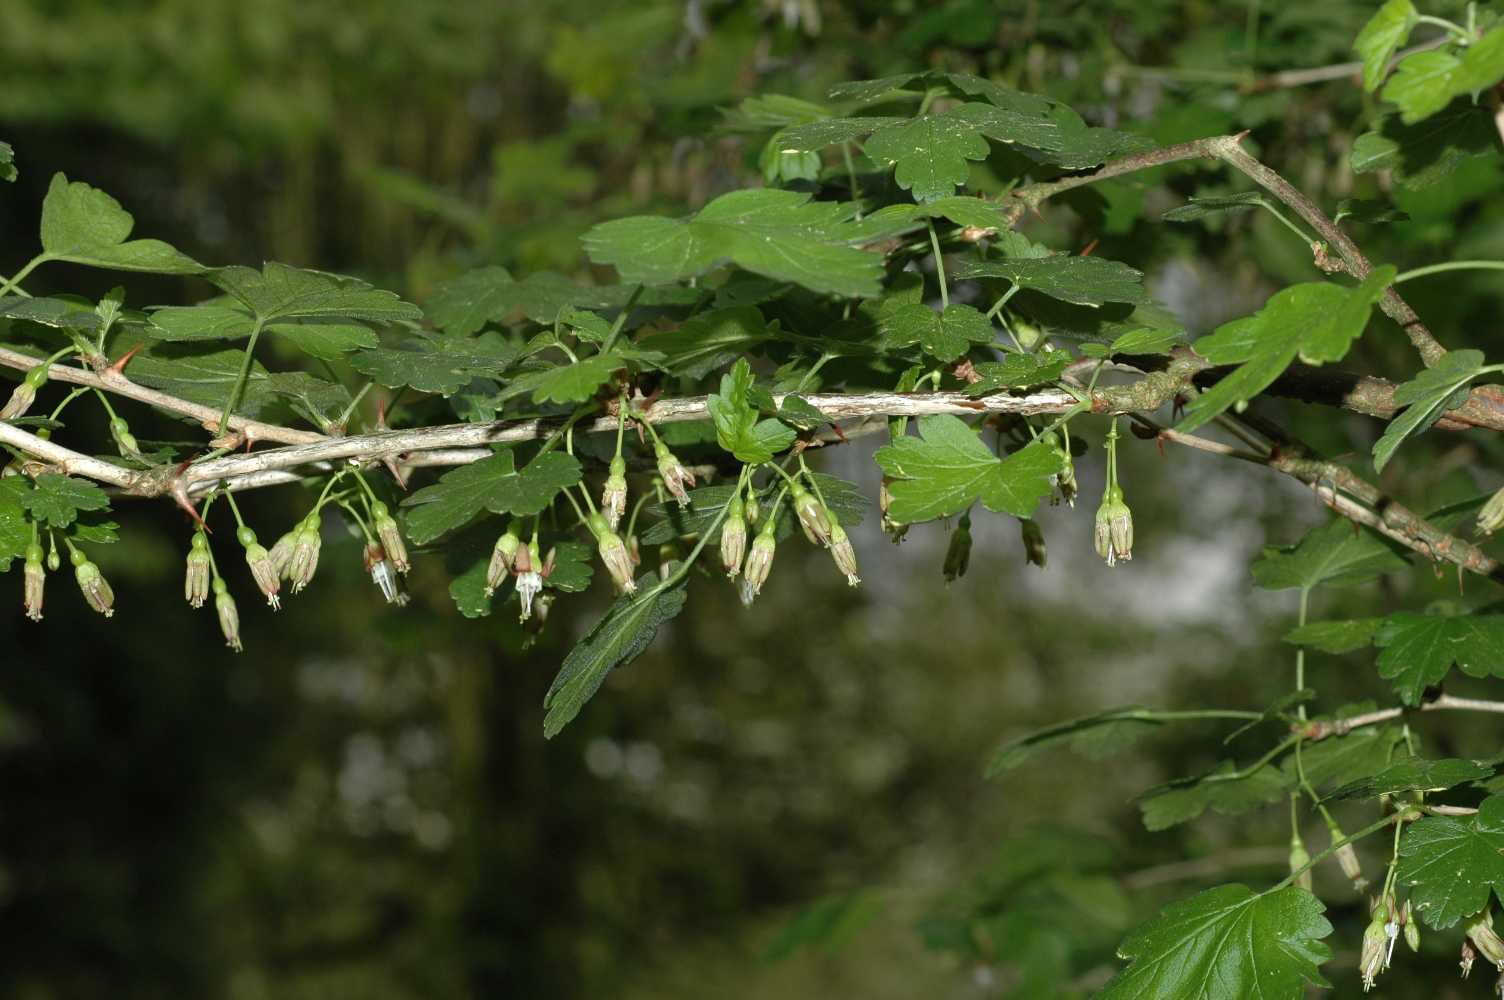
[5,4,1504,993]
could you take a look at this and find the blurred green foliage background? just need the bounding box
[2,1,1503,997]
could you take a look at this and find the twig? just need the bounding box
[0,345,324,446]
[1303,693,1504,740]
[0,422,139,488]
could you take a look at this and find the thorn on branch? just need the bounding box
[108,343,143,375]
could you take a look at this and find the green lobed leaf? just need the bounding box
[426,267,643,332]
[707,358,795,463]
[1375,610,1504,705]
[1350,106,1500,188]
[637,307,770,379]
[400,451,583,544]
[0,478,30,571]
[986,707,1162,778]
[1372,348,1488,472]
[1138,761,1289,831]
[1382,49,1464,123]
[879,303,995,362]
[965,351,1071,396]
[583,188,888,299]
[1098,884,1332,999]
[264,372,353,429]
[874,415,1060,523]
[39,173,202,274]
[1178,268,1395,432]
[20,473,109,529]
[208,262,422,326]
[953,255,1149,307]
[1353,0,1418,91]
[1325,757,1493,801]
[1282,618,1382,654]
[349,332,519,396]
[1251,518,1408,592]
[543,584,689,738]
[772,116,908,152]
[861,111,992,202]
[864,195,1009,232]
[1396,795,1504,929]
[149,301,379,361]
[509,352,625,405]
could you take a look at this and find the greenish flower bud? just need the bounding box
[1,364,48,421]
[602,456,628,530]
[790,481,831,547]
[1288,833,1312,892]
[741,520,778,601]
[23,543,45,622]
[1466,912,1504,970]
[1094,485,1132,566]
[71,549,114,618]
[1479,485,1504,536]
[1402,900,1419,953]
[486,528,521,597]
[288,514,323,593]
[828,521,859,586]
[184,532,212,608]
[1325,815,1367,890]
[597,524,638,595]
[743,491,761,526]
[1359,909,1388,992]
[237,528,281,609]
[213,578,242,652]
[1020,518,1046,569]
[46,538,60,572]
[369,501,409,574]
[720,493,746,577]
[108,415,143,460]
[944,513,972,582]
[654,441,695,507]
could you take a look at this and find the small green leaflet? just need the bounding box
[1351,106,1499,189]
[861,111,992,202]
[207,262,422,327]
[0,478,30,571]
[773,116,907,153]
[1284,724,1404,792]
[38,173,202,274]
[986,707,1163,778]
[879,303,994,362]
[1283,618,1382,654]
[1396,795,1504,930]
[1353,0,1418,91]
[1161,190,1272,222]
[543,585,688,738]
[1138,762,1289,831]
[507,352,625,405]
[1177,267,1396,433]
[1372,349,1489,472]
[1382,29,1504,124]
[707,358,795,463]
[148,301,378,361]
[583,189,889,299]
[1325,757,1493,802]
[400,451,582,544]
[0,141,14,182]
[1375,611,1504,705]
[965,351,1071,396]
[426,266,640,332]
[953,256,1148,307]
[1098,885,1332,999]
[350,332,519,396]
[1250,518,1408,592]
[20,474,110,528]
[874,415,1060,523]
[638,307,769,378]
